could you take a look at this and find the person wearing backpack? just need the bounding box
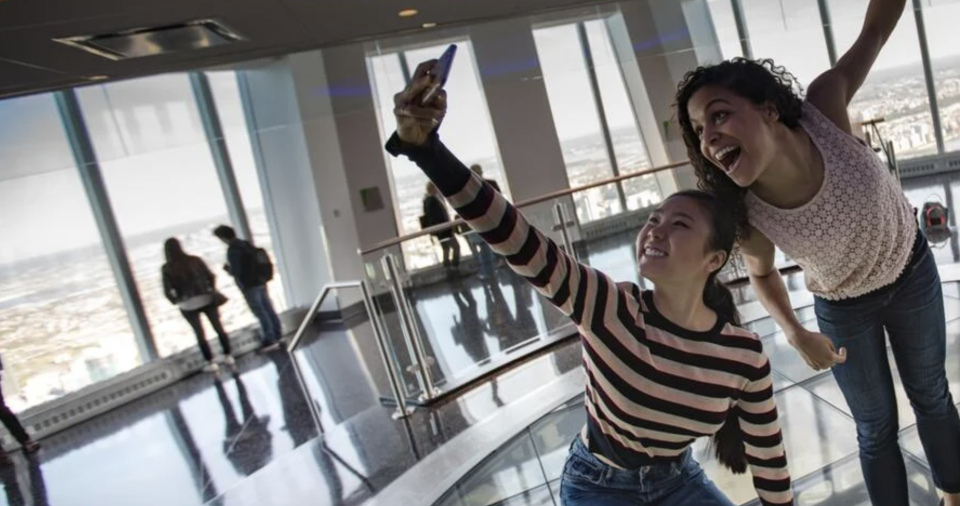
[213,225,283,352]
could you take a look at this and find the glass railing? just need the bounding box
[355,165,799,406]
[432,395,584,506]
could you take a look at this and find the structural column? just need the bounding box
[55,90,159,362]
[611,0,727,191]
[236,60,335,309]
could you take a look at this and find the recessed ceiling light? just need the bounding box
[86,75,109,81]
[422,22,437,28]
[398,8,418,17]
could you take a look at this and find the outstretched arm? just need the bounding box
[808,0,908,133]
[387,61,626,335]
[387,132,599,326]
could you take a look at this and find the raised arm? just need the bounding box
[387,61,623,332]
[807,0,908,134]
[738,357,793,505]
[388,131,597,325]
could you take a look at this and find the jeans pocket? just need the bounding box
[562,452,605,485]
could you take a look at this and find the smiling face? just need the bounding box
[636,195,727,285]
[686,85,781,188]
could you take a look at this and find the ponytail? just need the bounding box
[667,190,747,473]
[704,272,747,473]
[702,273,740,327]
[713,408,748,474]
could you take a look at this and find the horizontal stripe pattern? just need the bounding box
[397,135,792,505]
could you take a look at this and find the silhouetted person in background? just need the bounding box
[162,238,232,373]
[0,356,39,455]
[422,182,460,272]
[468,165,500,279]
[213,226,283,352]
[214,375,273,476]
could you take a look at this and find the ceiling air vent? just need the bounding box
[54,19,244,60]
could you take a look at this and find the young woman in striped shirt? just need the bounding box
[386,61,792,506]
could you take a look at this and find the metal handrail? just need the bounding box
[286,280,414,423]
[381,254,442,402]
[359,159,690,255]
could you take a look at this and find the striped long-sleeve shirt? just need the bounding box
[386,132,793,505]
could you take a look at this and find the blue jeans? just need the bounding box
[243,285,282,345]
[815,233,960,504]
[560,436,734,506]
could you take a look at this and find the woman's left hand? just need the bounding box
[394,60,448,146]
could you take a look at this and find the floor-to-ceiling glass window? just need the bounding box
[923,0,960,154]
[368,41,505,269]
[77,74,250,358]
[583,19,661,210]
[831,0,936,160]
[533,22,623,224]
[740,0,831,86]
[533,19,661,222]
[0,94,142,411]
[706,0,746,59]
[206,71,288,311]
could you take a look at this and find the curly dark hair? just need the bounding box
[675,58,804,240]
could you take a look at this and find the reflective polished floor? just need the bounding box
[0,323,584,506]
[5,173,960,506]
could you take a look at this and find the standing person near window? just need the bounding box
[389,61,793,506]
[422,182,461,273]
[162,238,233,373]
[212,226,283,352]
[676,1,960,504]
[0,355,40,454]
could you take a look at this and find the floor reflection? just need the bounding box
[18,172,960,506]
[0,453,48,506]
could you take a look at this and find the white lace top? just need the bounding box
[745,101,917,301]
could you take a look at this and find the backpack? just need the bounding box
[241,243,274,285]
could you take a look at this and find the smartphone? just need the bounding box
[421,44,457,105]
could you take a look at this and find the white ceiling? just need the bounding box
[0,0,617,99]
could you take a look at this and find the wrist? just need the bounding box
[386,130,436,157]
[784,323,806,342]
[397,131,425,146]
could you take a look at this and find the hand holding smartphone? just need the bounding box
[421,44,457,105]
